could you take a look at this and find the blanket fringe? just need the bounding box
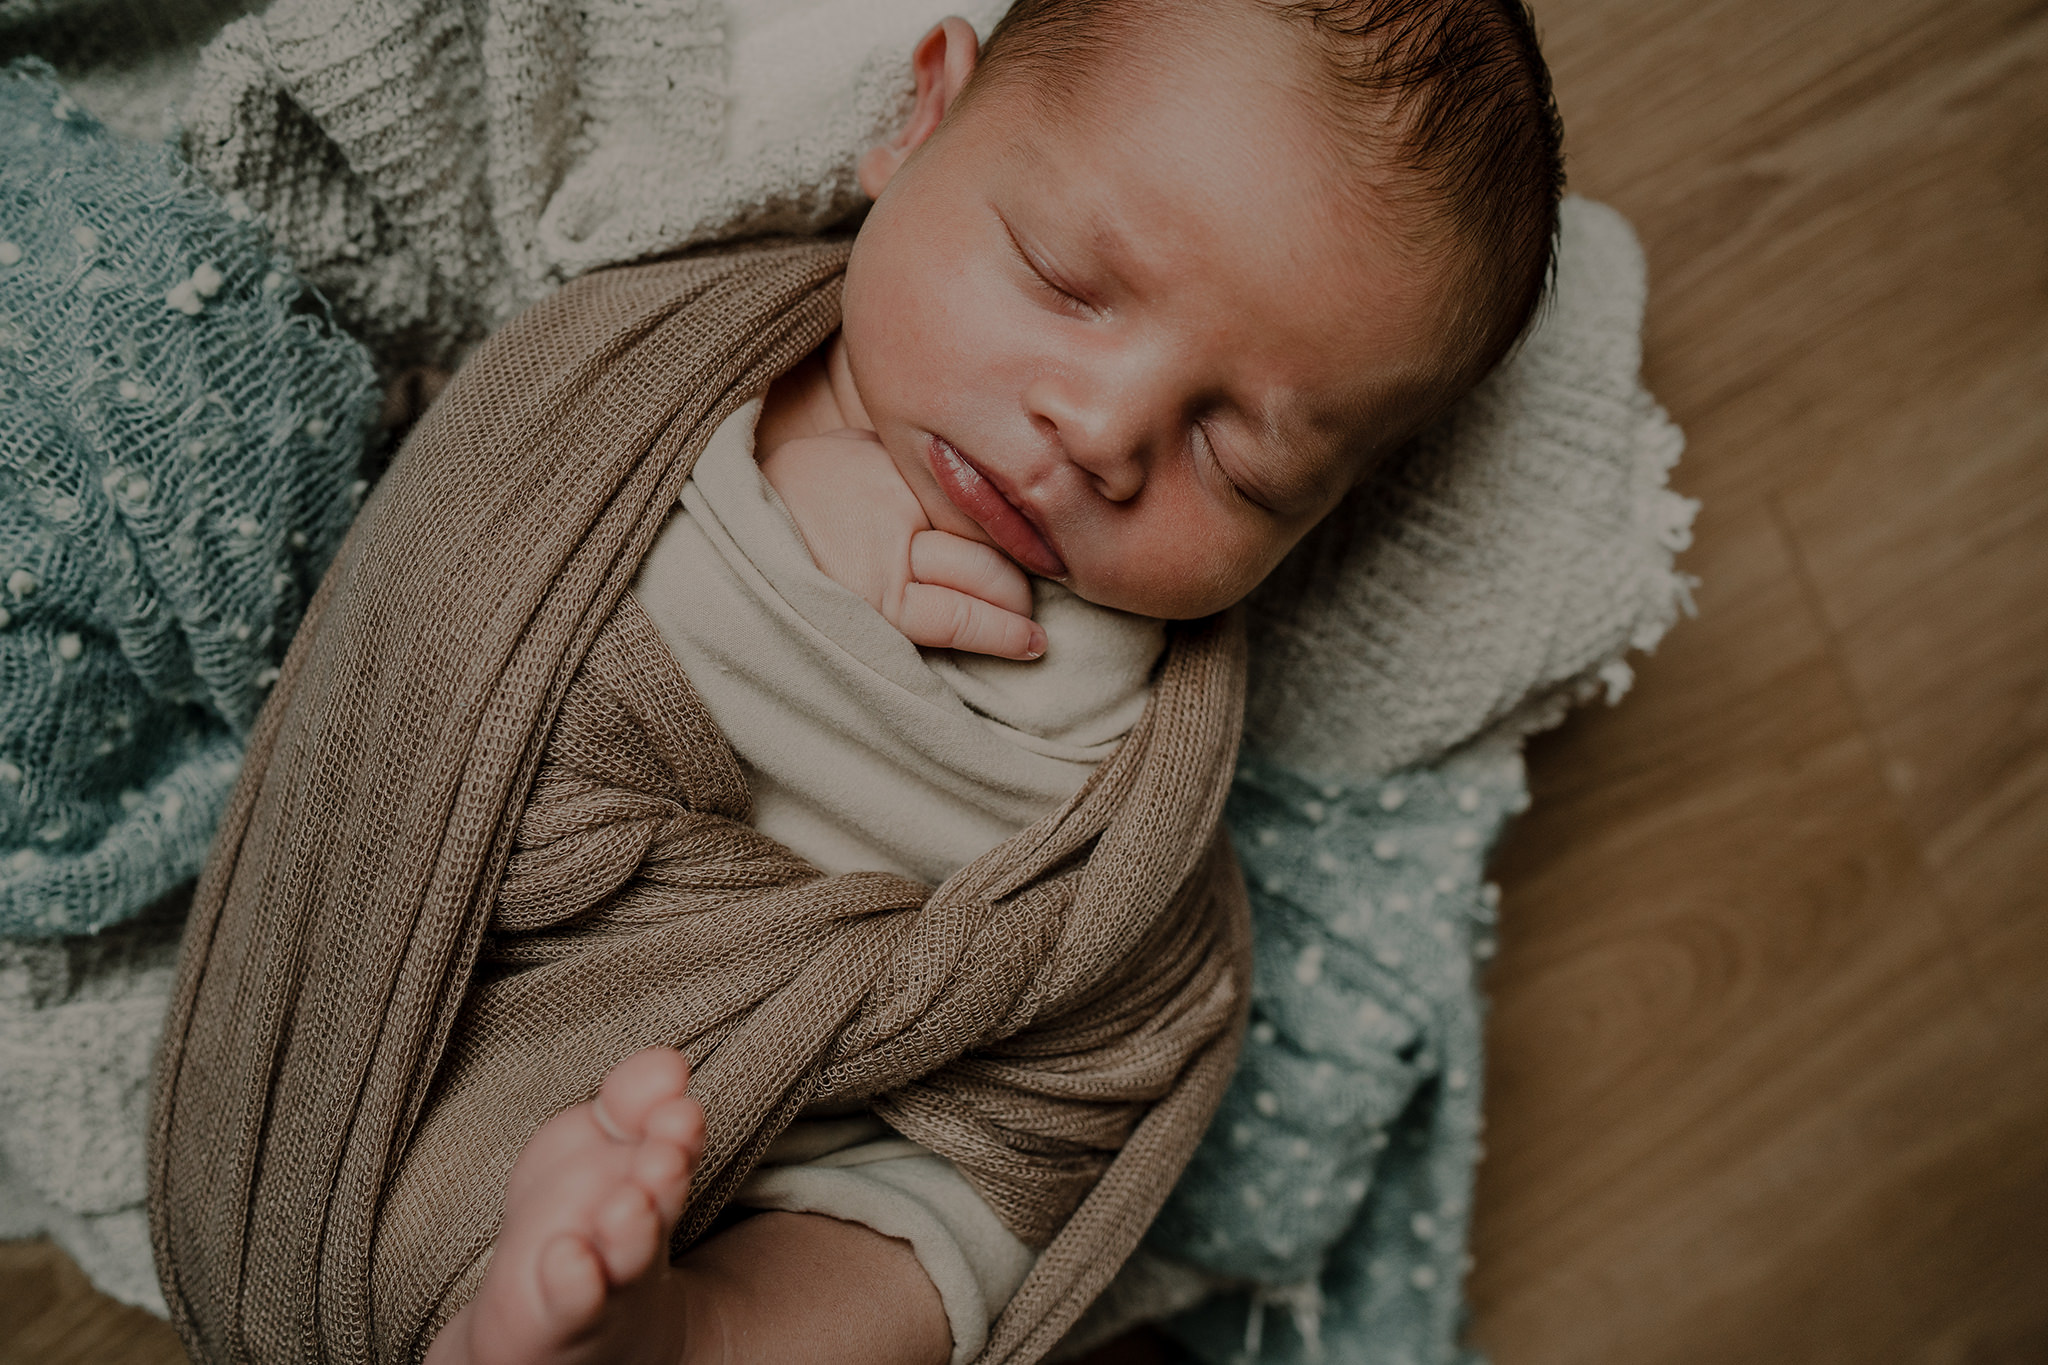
[1240,1277,1325,1363]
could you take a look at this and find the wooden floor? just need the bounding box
[1467,0,2048,1360]
[5,0,2044,1361]
[0,1240,184,1364]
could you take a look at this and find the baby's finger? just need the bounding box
[896,583,1047,660]
[909,530,1034,617]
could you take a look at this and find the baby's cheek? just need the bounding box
[1068,536,1219,619]
[1100,495,1273,617]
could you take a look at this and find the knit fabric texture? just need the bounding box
[1243,196,1694,781]
[1,186,1690,1360]
[180,0,1007,367]
[0,59,376,937]
[1152,740,1523,1365]
[0,897,182,1312]
[0,0,261,152]
[149,239,1250,1365]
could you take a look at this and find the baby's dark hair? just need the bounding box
[968,0,1564,419]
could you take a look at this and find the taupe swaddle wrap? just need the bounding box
[147,237,1251,1365]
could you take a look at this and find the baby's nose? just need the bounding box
[1042,399,1151,501]
[1026,374,1154,502]
[1067,426,1146,502]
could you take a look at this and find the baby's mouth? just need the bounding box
[926,436,1068,578]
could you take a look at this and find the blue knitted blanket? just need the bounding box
[1152,742,1522,1364]
[0,60,376,936]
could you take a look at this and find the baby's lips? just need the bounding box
[926,436,1068,579]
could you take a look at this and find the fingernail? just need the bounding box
[1024,626,1046,659]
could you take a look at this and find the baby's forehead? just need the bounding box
[986,39,1453,314]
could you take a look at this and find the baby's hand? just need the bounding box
[758,429,1045,660]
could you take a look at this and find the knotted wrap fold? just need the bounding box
[147,237,1252,1365]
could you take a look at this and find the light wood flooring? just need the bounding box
[1468,0,2048,1360]
[5,0,2043,1360]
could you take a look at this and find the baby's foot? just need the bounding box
[425,1048,706,1365]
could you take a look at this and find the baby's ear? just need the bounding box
[858,16,980,198]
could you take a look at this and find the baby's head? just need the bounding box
[839,0,1562,619]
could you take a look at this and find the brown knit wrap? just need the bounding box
[147,237,1250,1365]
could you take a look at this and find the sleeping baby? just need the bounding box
[408,1,1561,1362]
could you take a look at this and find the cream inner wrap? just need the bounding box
[630,397,1166,1363]
[631,398,1165,884]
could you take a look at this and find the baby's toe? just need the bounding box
[534,1232,608,1329]
[644,1094,704,1151]
[590,1185,664,1284]
[632,1130,696,1225]
[592,1048,693,1143]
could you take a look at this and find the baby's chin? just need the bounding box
[1056,570,1251,624]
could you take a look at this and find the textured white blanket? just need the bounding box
[183,0,1007,363]
[1245,195,1694,777]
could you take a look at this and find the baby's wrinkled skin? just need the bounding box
[425,11,1460,1365]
